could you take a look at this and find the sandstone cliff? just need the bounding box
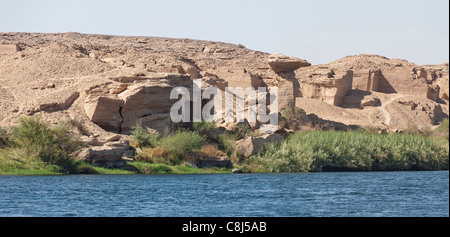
[0,33,448,143]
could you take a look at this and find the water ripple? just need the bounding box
[0,171,448,217]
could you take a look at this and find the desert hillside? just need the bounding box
[1,32,448,140]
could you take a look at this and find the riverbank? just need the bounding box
[0,117,448,175]
[0,161,233,175]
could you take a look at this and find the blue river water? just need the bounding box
[0,171,448,217]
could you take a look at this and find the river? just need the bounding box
[0,171,448,217]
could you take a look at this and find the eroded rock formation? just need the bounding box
[83,73,192,134]
[329,55,448,102]
[0,33,448,165]
[296,67,353,106]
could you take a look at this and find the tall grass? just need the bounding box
[436,119,449,140]
[156,130,205,164]
[0,116,87,174]
[251,130,449,172]
[133,129,206,165]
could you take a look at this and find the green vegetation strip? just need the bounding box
[1,116,448,175]
[250,130,449,172]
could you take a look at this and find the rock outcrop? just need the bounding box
[84,95,123,133]
[268,54,311,111]
[74,145,134,168]
[234,134,283,159]
[395,98,444,126]
[329,55,447,102]
[118,82,178,134]
[0,33,448,147]
[296,67,353,106]
[0,44,19,54]
[197,156,233,168]
[268,54,311,73]
[82,73,192,134]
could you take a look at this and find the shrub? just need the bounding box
[280,107,308,131]
[438,119,449,131]
[281,107,304,118]
[218,133,237,157]
[11,116,82,166]
[234,123,254,140]
[0,127,10,147]
[436,119,449,140]
[130,127,159,148]
[192,121,216,139]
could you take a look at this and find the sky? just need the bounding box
[1,0,448,65]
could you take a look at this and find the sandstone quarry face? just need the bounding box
[118,83,176,134]
[84,95,123,133]
[328,55,448,102]
[0,33,448,143]
[0,44,20,54]
[296,67,353,106]
[82,73,192,134]
[267,54,311,111]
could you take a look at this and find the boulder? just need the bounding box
[0,44,19,54]
[234,134,284,158]
[361,96,381,108]
[134,113,172,135]
[232,168,244,173]
[118,83,176,134]
[109,84,129,94]
[74,146,133,168]
[104,141,129,148]
[197,156,233,168]
[56,92,80,110]
[83,73,192,134]
[80,136,104,146]
[105,134,122,142]
[342,90,381,109]
[186,152,233,168]
[268,54,311,73]
[84,95,123,133]
[39,103,58,111]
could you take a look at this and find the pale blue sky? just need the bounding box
[1,0,448,65]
